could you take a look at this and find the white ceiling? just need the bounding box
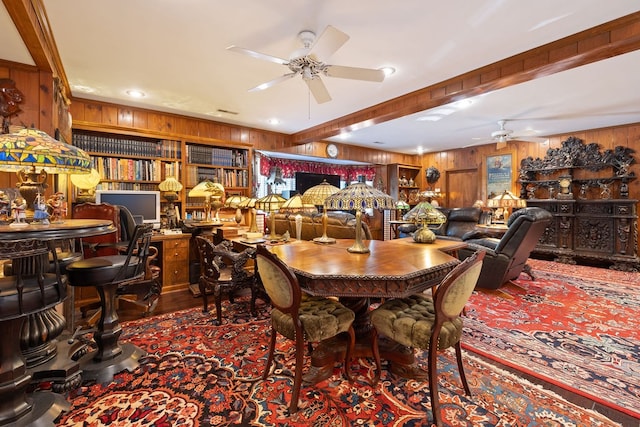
[3,1,640,154]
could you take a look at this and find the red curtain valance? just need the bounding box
[259,155,376,182]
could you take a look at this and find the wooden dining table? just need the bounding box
[267,237,463,383]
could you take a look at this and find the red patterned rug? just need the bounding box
[464,258,640,419]
[55,297,619,426]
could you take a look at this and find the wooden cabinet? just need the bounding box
[518,136,639,271]
[388,164,421,206]
[153,234,191,291]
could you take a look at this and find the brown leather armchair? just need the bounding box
[457,207,552,289]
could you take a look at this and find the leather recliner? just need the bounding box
[457,207,552,289]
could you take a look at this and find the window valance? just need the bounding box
[259,155,376,182]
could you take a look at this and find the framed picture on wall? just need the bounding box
[486,153,513,198]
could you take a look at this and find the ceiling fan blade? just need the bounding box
[305,76,332,104]
[511,136,549,143]
[308,25,349,60]
[463,139,492,148]
[248,73,297,92]
[324,65,385,82]
[226,45,289,65]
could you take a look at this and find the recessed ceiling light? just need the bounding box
[416,146,424,154]
[126,89,145,98]
[268,118,280,125]
[338,132,351,140]
[380,67,396,77]
[416,115,442,122]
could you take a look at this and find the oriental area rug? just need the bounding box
[463,258,640,420]
[54,292,620,426]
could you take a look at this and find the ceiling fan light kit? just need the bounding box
[467,119,549,149]
[228,25,385,104]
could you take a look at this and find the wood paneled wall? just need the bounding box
[421,122,640,206]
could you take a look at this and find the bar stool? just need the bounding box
[65,223,153,383]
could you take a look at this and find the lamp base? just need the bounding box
[313,235,336,244]
[347,241,370,253]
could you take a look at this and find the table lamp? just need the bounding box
[488,190,526,222]
[406,201,447,243]
[0,127,91,220]
[224,194,248,224]
[237,196,259,233]
[70,168,101,203]
[188,179,225,223]
[302,180,340,244]
[256,193,286,240]
[324,181,395,253]
[158,176,183,203]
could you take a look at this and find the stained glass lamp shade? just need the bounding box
[302,180,341,244]
[158,176,183,203]
[256,193,286,240]
[0,127,91,218]
[324,182,395,253]
[487,190,526,222]
[188,180,225,223]
[70,168,101,202]
[237,197,258,233]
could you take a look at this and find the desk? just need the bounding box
[268,238,461,383]
[0,219,114,425]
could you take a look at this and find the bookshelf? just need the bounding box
[71,129,252,222]
[184,141,250,217]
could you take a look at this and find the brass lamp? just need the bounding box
[224,194,248,225]
[237,196,258,233]
[70,168,101,203]
[302,180,340,244]
[406,201,447,243]
[488,190,526,222]
[256,193,286,240]
[188,179,225,223]
[158,176,183,203]
[0,127,91,220]
[324,181,395,253]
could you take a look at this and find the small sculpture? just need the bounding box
[599,182,611,199]
[33,193,50,225]
[47,191,67,223]
[0,191,10,221]
[11,197,27,226]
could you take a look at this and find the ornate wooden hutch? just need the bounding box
[518,136,639,271]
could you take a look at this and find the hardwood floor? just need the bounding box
[93,288,637,427]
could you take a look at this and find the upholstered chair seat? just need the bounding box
[370,295,463,350]
[270,295,355,342]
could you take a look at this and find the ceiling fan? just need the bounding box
[227,25,385,104]
[467,120,549,149]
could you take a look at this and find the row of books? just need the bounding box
[186,144,247,167]
[92,157,164,182]
[184,166,249,188]
[95,182,159,192]
[73,132,181,159]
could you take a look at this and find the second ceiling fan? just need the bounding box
[468,120,549,150]
[227,25,385,104]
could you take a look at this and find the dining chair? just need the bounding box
[255,244,356,413]
[370,250,485,427]
[194,236,258,325]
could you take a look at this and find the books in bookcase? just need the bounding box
[73,132,181,159]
